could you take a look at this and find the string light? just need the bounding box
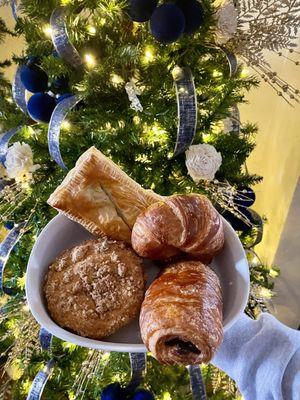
[143,46,155,63]
[43,24,53,38]
[212,70,223,78]
[240,67,250,78]
[61,120,71,131]
[84,53,96,69]
[87,25,96,35]
[110,73,124,86]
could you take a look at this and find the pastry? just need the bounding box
[140,261,223,365]
[44,238,145,339]
[131,194,224,262]
[48,147,162,242]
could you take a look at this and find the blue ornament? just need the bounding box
[20,65,49,93]
[222,208,254,232]
[132,389,155,400]
[27,93,57,123]
[101,383,123,400]
[150,3,185,44]
[4,221,14,230]
[176,0,204,34]
[129,0,158,22]
[57,93,74,103]
[234,187,256,208]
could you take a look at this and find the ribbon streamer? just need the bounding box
[219,47,238,77]
[39,328,53,351]
[12,66,28,115]
[0,126,22,165]
[173,66,198,157]
[229,104,240,134]
[26,360,56,400]
[188,365,207,400]
[10,0,18,21]
[48,94,83,170]
[125,353,147,394]
[50,7,83,69]
[0,222,26,295]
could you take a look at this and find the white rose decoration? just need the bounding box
[185,144,222,182]
[5,142,40,181]
[214,0,238,45]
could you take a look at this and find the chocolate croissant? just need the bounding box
[140,261,223,365]
[131,194,224,262]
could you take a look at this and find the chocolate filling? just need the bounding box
[165,339,201,355]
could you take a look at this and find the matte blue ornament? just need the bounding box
[150,3,185,44]
[4,222,14,230]
[101,383,123,400]
[176,0,204,34]
[57,93,73,103]
[222,208,254,232]
[27,93,57,123]
[132,389,155,400]
[129,0,158,22]
[20,65,48,93]
[234,187,256,208]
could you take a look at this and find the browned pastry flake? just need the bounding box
[44,238,145,339]
[140,261,223,365]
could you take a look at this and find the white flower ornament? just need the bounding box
[185,144,222,182]
[5,142,40,181]
[214,0,238,45]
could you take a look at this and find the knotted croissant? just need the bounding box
[140,261,223,365]
[131,194,224,262]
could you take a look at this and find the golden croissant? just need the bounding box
[131,194,224,262]
[140,261,223,365]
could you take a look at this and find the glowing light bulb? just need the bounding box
[84,53,96,69]
[61,120,71,131]
[110,73,124,86]
[43,24,53,38]
[87,25,96,35]
[143,46,155,63]
[212,70,223,78]
[240,67,250,78]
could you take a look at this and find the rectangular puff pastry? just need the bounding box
[48,147,162,242]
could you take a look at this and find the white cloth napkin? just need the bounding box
[212,313,300,400]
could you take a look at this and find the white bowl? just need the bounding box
[26,213,250,353]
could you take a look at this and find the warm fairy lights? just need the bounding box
[61,120,71,131]
[84,53,96,68]
[87,25,96,35]
[42,24,53,38]
[143,46,155,63]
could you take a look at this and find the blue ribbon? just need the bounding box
[219,47,238,77]
[124,353,147,394]
[48,94,83,170]
[50,7,83,69]
[10,0,18,21]
[188,365,207,400]
[26,360,56,400]
[173,67,197,157]
[39,328,53,351]
[12,66,28,115]
[0,222,26,295]
[0,126,22,165]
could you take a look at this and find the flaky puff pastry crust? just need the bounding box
[140,261,223,365]
[48,147,161,242]
[132,194,224,262]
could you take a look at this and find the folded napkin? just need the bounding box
[212,313,300,400]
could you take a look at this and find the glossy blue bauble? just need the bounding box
[129,0,158,22]
[27,93,57,123]
[4,221,14,230]
[222,208,254,233]
[150,3,185,44]
[176,0,204,34]
[20,65,48,93]
[57,93,74,103]
[234,186,256,208]
[132,389,155,400]
[100,383,123,400]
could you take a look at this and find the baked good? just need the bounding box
[131,194,224,262]
[44,238,145,339]
[48,147,162,242]
[140,261,223,365]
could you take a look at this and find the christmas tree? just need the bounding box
[0,0,297,399]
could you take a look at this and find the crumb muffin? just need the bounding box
[44,238,145,339]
